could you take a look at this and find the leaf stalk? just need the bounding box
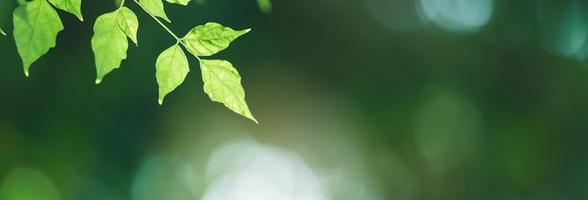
[131,0,200,61]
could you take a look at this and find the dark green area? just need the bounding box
[1,0,588,199]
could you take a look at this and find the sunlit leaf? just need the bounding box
[199,59,257,123]
[48,0,83,21]
[117,7,139,45]
[91,9,129,84]
[0,27,5,36]
[139,0,170,22]
[165,0,191,6]
[156,44,189,104]
[182,22,250,57]
[13,0,64,77]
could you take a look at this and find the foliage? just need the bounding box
[0,0,264,123]
[13,0,63,77]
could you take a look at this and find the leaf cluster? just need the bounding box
[1,0,259,123]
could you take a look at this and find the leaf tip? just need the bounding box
[247,114,259,124]
[95,79,102,85]
[158,99,163,105]
[244,28,252,33]
[24,70,29,77]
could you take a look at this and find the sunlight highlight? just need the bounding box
[419,0,494,32]
[539,0,588,59]
[202,141,327,200]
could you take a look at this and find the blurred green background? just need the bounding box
[2,0,588,199]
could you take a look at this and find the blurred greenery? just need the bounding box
[1,0,588,199]
[256,0,271,13]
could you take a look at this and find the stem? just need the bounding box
[132,0,179,40]
[119,0,126,9]
[132,0,201,61]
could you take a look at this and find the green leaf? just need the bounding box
[156,44,189,104]
[0,27,5,36]
[139,0,170,22]
[165,0,191,6]
[199,59,257,123]
[13,0,64,77]
[117,7,139,45]
[181,22,250,57]
[48,0,83,21]
[257,0,272,13]
[91,10,129,84]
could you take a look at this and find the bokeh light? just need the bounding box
[0,168,60,200]
[131,154,200,200]
[414,87,481,172]
[419,0,494,32]
[539,0,588,60]
[202,140,327,200]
